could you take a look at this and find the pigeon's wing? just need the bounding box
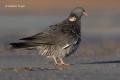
[20,32,45,40]
[20,24,59,41]
[20,32,55,45]
[19,21,78,47]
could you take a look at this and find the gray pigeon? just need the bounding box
[10,7,88,65]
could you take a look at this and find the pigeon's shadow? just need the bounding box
[0,66,63,72]
[81,60,120,64]
[28,67,57,71]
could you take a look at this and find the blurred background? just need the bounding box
[0,0,120,53]
[0,1,120,80]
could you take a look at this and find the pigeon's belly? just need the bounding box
[65,38,81,57]
[36,43,73,57]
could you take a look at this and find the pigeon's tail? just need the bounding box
[10,42,32,48]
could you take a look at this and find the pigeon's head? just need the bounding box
[68,7,88,22]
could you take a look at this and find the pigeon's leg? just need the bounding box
[53,56,59,65]
[59,57,70,66]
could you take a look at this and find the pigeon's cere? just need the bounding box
[10,7,87,65]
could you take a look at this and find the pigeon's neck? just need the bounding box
[72,20,81,36]
[63,18,81,38]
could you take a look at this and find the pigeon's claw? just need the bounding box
[58,58,70,66]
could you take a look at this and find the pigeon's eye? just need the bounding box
[69,16,77,22]
[82,8,85,12]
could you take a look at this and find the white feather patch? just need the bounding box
[62,44,70,49]
[69,17,77,22]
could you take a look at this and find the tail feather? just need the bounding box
[10,42,32,48]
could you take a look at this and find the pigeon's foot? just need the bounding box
[53,56,70,66]
[57,57,70,66]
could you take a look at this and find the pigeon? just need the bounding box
[10,7,88,65]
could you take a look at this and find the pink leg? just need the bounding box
[53,56,58,64]
[59,57,69,66]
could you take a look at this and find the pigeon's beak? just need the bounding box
[83,12,88,16]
